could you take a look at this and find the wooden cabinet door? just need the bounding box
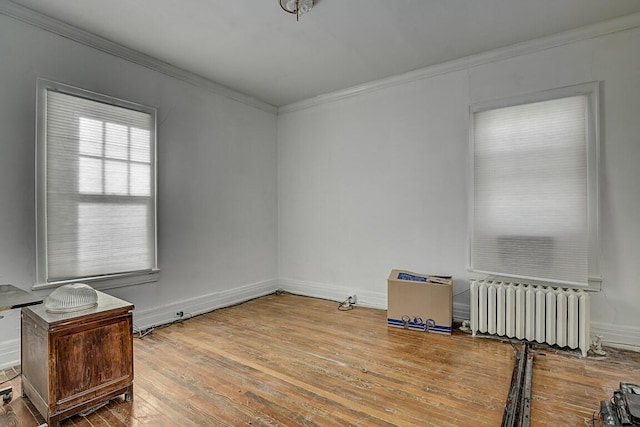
[51,313,133,413]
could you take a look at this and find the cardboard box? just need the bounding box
[387,269,453,335]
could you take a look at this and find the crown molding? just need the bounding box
[279,12,640,114]
[0,0,278,115]
[2,0,639,117]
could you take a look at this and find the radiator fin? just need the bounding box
[470,280,590,357]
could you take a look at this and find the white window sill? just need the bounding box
[33,269,160,292]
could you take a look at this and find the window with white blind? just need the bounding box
[470,83,600,288]
[36,79,158,288]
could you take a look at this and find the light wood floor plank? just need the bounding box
[1,293,639,426]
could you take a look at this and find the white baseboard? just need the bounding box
[0,279,279,369]
[280,277,472,322]
[0,339,20,371]
[279,282,640,353]
[278,277,387,309]
[133,278,279,330]
[591,321,640,351]
[451,302,640,350]
[3,281,637,369]
[453,301,470,322]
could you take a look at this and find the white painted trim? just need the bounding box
[3,287,636,369]
[447,307,640,352]
[591,321,640,352]
[132,279,279,330]
[0,0,277,115]
[0,338,20,371]
[0,279,279,369]
[453,301,470,322]
[279,12,640,114]
[3,1,639,116]
[278,277,387,309]
[280,277,471,321]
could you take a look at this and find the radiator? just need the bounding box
[470,280,591,357]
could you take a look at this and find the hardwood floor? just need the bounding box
[2,293,639,426]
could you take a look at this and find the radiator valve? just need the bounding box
[591,335,607,356]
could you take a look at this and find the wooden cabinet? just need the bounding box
[21,291,134,426]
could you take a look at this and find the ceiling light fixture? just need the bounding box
[279,0,314,21]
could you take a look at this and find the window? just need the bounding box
[36,79,158,288]
[470,83,600,288]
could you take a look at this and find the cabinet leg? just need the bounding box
[48,415,61,427]
[1,386,12,404]
[124,385,134,402]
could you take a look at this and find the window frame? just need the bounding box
[35,78,159,290]
[468,82,601,289]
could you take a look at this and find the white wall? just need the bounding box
[278,24,640,348]
[0,13,278,368]
[278,72,470,307]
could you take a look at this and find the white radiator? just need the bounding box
[470,280,591,357]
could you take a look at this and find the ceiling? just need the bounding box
[9,0,640,107]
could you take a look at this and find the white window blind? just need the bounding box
[471,84,600,287]
[36,80,157,286]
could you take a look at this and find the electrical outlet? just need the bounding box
[176,311,184,318]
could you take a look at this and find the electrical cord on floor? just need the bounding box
[337,296,354,311]
[133,288,302,339]
[453,288,470,298]
[276,289,358,313]
[133,289,301,339]
[133,312,194,339]
[584,411,598,426]
[133,325,155,338]
[0,372,20,386]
